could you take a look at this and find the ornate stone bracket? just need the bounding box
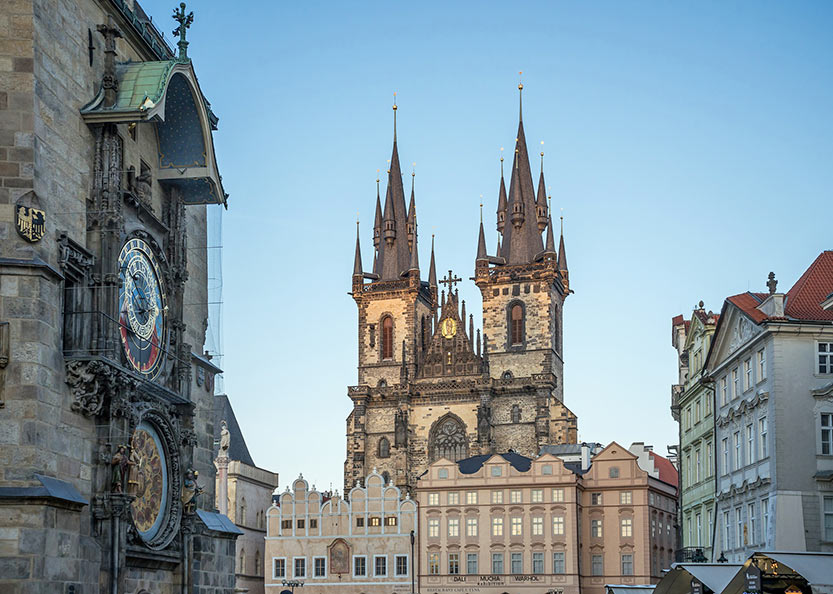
[66,359,139,417]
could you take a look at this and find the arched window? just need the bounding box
[510,303,524,346]
[430,415,468,463]
[255,550,261,574]
[239,548,245,574]
[240,497,247,526]
[381,316,393,360]
[378,437,390,458]
[511,404,521,423]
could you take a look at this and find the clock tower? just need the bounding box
[345,89,577,494]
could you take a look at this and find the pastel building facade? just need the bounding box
[415,444,678,594]
[265,470,417,593]
[707,253,833,561]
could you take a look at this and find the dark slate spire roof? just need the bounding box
[496,158,507,233]
[409,214,420,272]
[499,110,544,265]
[212,394,255,466]
[376,108,411,280]
[536,160,548,232]
[407,173,416,248]
[476,216,487,261]
[544,211,556,254]
[428,234,437,287]
[353,221,363,275]
[373,179,382,249]
[558,216,568,275]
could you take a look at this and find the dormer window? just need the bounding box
[381,316,393,360]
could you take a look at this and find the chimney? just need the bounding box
[580,442,591,471]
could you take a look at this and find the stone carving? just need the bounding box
[181,468,202,515]
[111,444,132,493]
[66,359,138,417]
[219,420,230,454]
[136,167,152,206]
[477,405,491,443]
[511,403,521,423]
[729,316,756,354]
[394,410,407,447]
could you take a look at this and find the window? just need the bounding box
[369,517,381,527]
[722,438,729,474]
[511,516,522,536]
[744,358,752,391]
[381,316,393,359]
[748,503,757,544]
[448,552,460,575]
[822,414,833,455]
[239,498,247,525]
[685,454,691,487]
[296,519,305,529]
[492,552,504,574]
[591,492,602,505]
[685,406,692,430]
[466,517,478,536]
[428,553,439,575]
[294,557,306,578]
[310,518,318,529]
[622,554,634,576]
[281,519,292,530]
[609,466,620,478]
[707,508,714,546]
[721,377,728,406]
[395,555,408,577]
[354,556,367,577]
[591,518,603,538]
[356,517,365,527]
[378,436,390,458]
[466,491,478,504]
[621,518,633,537]
[491,490,503,504]
[695,397,701,423]
[385,516,397,526]
[531,489,543,503]
[466,553,478,574]
[706,391,712,415]
[723,511,730,550]
[533,552,544,574]
[553,552,565,574]
[438,468,448,479]
[732,368,739,398]
[747,424,755,464]
[491,465,502,477]
[706,442,713,478]
[492,517,503,536]
[505,490,519,504]
[532,516,544,536]
[592,554,603,576]
[696,513,702,546]
[695,449,701,483]
[762,498,769,541]
[759,417,768,458]
[651,519,656,538]
[273,558,286,579]
[313,557,326,578]
[553,516,565,535]
[510,552,523,575]
[734,431,741,469]
[735,507,743,548]
[510,303,524,345]
[552,488,564,502]
[428,492,439,506]
[428,518,439,537]
[620,491,632,505]
[758,348,766,380]
[448,517,460,537]
[820,342,833,374]
[542,464,553,475]
[374,555,387,577]
[446,491,459,505]
[824,496,833,541]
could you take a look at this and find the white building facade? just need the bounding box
[708,253,833,561]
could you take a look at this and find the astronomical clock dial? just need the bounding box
[440,317,457,339]
[129,422,169,541]
[118,238,166,379]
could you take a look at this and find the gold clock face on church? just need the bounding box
[129,421,170,542]
[440,317,457,338]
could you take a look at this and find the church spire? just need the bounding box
[496,152,507,233]
[558,213,569,291]
[544,207,556,255]
[408,213,420,273]
[536,147,548,232]
[376,98,411,280]
[373,175,382,249]
[353,220,363,276]
[476,203,488,261]
[428,234,437,288]
[407,169,416,250]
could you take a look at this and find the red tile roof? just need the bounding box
[649,451,678,488]
[727,292,769,324]
[672,314,685,326]
[785,251,833,322]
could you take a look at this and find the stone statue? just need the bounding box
[181,468,203,514]
[110,444,131,493]
[511,404,521,424]
[394,410,407,448]
[135,168,152,206]
[219,420,230,454]
[477,405,491,443]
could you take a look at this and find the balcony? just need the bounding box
[675,547,708,563]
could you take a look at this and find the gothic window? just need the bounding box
[509,303,524,346]
[378,437,390,458]
[511,404,521,423]
[382,316,393,360]
[255,550,261,575]
[239,548,245,574]
[382,471,391,485]
[240,497,247,525]
[430,415,468,463]
[502,371,513,380]
[554,305,560,353]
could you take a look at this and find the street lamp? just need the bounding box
[410,529,416,594]
[281,579,304,593]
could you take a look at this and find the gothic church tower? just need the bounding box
[345,91,576,494]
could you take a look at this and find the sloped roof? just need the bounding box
[726,292,770,324]
[649,451,678,487]
[784,251,833,321]
[457,451,532,474]
[213,395,255,467]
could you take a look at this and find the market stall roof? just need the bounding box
[755,552,833,588]
[654,564,744,594]
[607,585,656,594]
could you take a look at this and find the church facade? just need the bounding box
[345,90,578,493]
[0,1,237,592]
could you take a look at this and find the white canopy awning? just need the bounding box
[759,552,833,587]
[653,564,744,594]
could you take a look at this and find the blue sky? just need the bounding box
[143,0,833,491]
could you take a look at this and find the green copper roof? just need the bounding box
[81,60,177,114]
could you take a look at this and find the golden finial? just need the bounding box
[518,71,524,119]
[518,70,523,91]
[386,158,391,175]
[392,92,398,140]
[540,140,544,168]
[412,162,416,177]
[393,91,397,110]
[357,212,360,225]
[376,168,380,184]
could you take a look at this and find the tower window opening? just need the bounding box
[510,304,524,345]
[382,316,393,360]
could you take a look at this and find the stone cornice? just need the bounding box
[716,475,771,500]
[716,391,769,427]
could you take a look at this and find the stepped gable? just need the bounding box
[419,290,482,379]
